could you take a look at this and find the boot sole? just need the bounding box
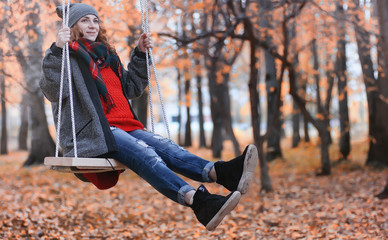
[206,191,241,231]
[237,144,258,194]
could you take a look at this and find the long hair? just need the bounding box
[71,22,116,53]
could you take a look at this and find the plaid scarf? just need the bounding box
[69,38,123,112]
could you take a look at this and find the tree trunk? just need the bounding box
[352,0,379,165]
[195,59,207,148]
[300,78,310,142]
[312,40,332,175]
[290,18,301,149]
[18,93,29,150]
[292,101,301,148]
[24,91,56,166]
[335,1,351,160]
[265,50,283,160]
[245,18,272,192]
[208,56,223,158]
[6,2,55,166]
[0,48,7,155]
[319,123,332,175]
[184,70,192,147]
[368,0,388,167]
[261,0,282,161]
[191,12,207,148]
[221,72,240,157]
[177,68,182,145]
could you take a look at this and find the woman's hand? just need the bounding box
[137,33,153,52]
[55,27,71,48]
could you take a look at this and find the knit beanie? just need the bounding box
[56,3,99,27]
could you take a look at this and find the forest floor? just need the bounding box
[0,140,387,239]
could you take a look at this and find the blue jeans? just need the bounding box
[110,127,214,206]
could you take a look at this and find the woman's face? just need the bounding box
[75,14,99,41]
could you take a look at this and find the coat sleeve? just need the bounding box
[121,47,149,99]
[39,43,70,102]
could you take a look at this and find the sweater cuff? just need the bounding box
[50,42,63,56]
[134,47,147,59]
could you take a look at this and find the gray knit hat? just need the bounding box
[56,3,99,27]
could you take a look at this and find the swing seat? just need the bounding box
[44,157,128,173]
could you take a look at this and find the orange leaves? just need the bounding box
[27,29,38,42]
[315,112,325,120]
[188,1,206,12]
[1,150,387,239]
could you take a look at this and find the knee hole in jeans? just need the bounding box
[137,139,166,168]
[152,156,165,168]
[136,139,149,148]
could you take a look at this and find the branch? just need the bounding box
[284,0,308,22]
[158,31,214,46]
[5,28,28,67]
[0,69,12,78]
[158,19,242,49]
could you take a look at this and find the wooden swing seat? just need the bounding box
[44,157,128,173]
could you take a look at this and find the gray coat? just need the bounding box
[40,44,148,157]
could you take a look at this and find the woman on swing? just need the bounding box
[40,3,258,231]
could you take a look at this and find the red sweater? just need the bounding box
[99,67,144,132]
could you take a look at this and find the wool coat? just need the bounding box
[40,43,148,158]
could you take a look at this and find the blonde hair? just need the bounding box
[70,22,116,53]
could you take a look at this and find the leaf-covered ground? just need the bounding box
[0,141,387,239]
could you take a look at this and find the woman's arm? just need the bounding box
[39,43,70,102]
[121,33,153,99]
[40,28,71,102]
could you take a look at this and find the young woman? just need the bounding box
[40,3,258,231]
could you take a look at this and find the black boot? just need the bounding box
[190,185,241,231]
[214,144,258,194]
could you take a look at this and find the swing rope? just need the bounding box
[55,0,78,158]
[140,0,171,140]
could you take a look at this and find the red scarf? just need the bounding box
[69,38,123,112]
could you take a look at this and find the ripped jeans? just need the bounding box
[110,127,214,206]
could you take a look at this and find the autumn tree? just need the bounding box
[200,1,242,157]
[257,1,335,175]
[0,47,8,155]
[221,0,275,191]
[335,0,351,161]
[159,0,242,156]
[0,4,8,155]
[290,18,301,149]
[368,0,388,167]
[6,1,55,166]
[259,0,283,159]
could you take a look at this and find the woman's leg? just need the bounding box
[129,130,259,195]
[112,128,246,231]
[110,127,194,206]
[129,129,214,183]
